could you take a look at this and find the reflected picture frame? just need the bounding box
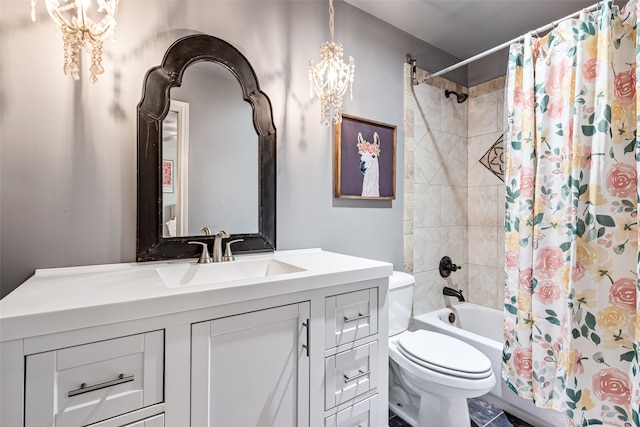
[162,160,174,193]
[334,114,396,200]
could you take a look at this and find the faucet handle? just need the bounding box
[188,241,212,264]
[439,256,461,278]
[223,239,244,262]
[201,226,212,236]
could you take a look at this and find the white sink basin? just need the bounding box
[157,258,306,288]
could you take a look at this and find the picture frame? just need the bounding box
[162,160,174,193]
[334,114,396,200]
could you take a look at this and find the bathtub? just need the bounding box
[413,303,566,427]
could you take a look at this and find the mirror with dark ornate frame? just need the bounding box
[137,34,276,261]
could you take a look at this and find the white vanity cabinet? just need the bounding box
[191,302,311,426]
[0,250,391,427]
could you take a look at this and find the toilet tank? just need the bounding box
[388,271,415,336]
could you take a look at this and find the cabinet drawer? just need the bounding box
[325,288,378,348]
[325,341,378,410]
[124,413,164,427]
[325,395,378,427]
[25,330,164,427]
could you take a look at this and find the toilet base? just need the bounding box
[418,391,470,427]
[389,393,418,426]
[389,388,470,427]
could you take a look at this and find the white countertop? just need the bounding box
[0,249,392,342]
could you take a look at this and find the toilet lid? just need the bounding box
[397,330,492,379]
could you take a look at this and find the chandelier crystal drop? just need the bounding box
[31,0,118,83]
[309,0,355,126]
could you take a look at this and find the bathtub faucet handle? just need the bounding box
[439,256,461,277]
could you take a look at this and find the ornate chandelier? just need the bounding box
[31,0,118,83]
[309,0,355,126]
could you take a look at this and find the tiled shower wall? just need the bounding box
[403,63,506,314]
[467,77,507,310]
[403,64,469,315]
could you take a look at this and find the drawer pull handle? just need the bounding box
[343,313,370,323]
[68,373,134,397]
[343,369,370,384]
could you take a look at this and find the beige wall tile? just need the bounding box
[496,277,505,311]
[441,93,468,137]
[496,226,505,280]
[440,226,467,266]
[404,219,414,236]
[467,265,499,309]
[468,226,498,266]
[404,108,415,138]
[413,270,446,315]
[468,186,498,226]
[496,185,506,225]
[431,136,468,187]
[415,184,441,228]
[441,186,468,226]
[414,227,442,273]
[413,129,456,184]
[411,83,442,130]
[468,158,505,187]
[404,178,414,194]
[468,131,504,162]
[405,191,414,208]
[468,92,498,137]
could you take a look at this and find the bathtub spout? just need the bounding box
[443,286,465,302]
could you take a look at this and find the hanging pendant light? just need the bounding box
[31,0,118,83]
[309,0,355,126]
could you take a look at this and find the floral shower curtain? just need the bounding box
[503,1,640,426]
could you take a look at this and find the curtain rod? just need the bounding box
[413,1,604,85]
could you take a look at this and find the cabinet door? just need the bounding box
[192,302,310,427]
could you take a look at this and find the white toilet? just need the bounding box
[388,271,496,427]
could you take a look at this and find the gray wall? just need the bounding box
[0,0,461,297]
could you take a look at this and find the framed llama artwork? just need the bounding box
[334,114,396,200]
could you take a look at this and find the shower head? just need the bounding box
[445,90,468,103]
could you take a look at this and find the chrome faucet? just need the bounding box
[212,230,230,262]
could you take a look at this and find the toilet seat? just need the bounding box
[397,330,492,379]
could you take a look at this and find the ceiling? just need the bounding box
[344,0,598,66]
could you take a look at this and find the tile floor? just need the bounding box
[388,397,534,427]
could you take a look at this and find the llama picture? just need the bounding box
[334,114,396,200]
[357,132,381,197]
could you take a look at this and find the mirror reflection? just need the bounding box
[137,34,276,261]
[161,62,258,238]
